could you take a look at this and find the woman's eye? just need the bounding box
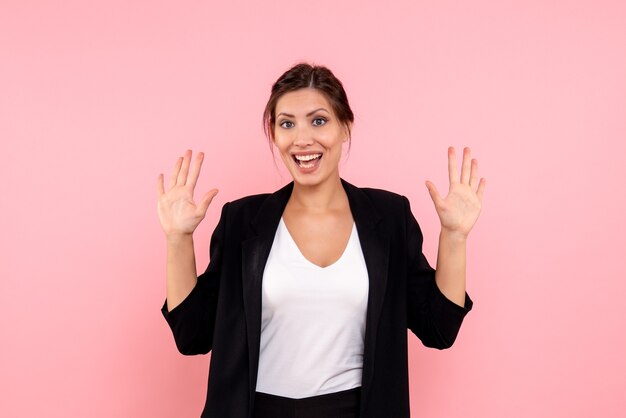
[312,118,327,126]
[279,121,294,129]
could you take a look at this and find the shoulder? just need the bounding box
[349,184,410,216]
[349,184,426,245]
[228,192,272,208]
[343,182,422,238]
[221,192,272,217]
[357,186,406,202]
[217,181,291,224]
[342,178,405,203]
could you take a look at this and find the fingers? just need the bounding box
[166,150,204,192]
[448,146,458,185]
[469,158,478,190]
[176,149,192,186]
[460,147,471,184]
[168,156,183,190]
[477,178,486,202]
[186,151,204,191]
[425,180,443,207]
[452,146,481,192]
[197,188,219,216]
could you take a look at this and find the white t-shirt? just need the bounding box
[255,217,369,398]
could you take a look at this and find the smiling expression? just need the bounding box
[272,88,351,188]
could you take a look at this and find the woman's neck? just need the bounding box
[288,175,348,213]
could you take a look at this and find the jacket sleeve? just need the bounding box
[160,201,229,355]
[403,196,473,349]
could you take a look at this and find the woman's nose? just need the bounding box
[293,125,314,147]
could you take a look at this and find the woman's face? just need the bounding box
[272,88,350,189]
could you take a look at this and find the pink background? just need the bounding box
[2,1,625,417]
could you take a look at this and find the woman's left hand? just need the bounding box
[425,146,486,239]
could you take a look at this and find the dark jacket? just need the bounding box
[161,178,473,418]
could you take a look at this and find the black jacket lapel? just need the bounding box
[341,179,391,401]
[241,181,293,404]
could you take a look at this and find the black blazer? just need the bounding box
[161,178,473,418]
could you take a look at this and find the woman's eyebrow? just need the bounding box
[277,108,329,118]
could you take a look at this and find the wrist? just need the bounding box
[166,232,194,245]
[439,228,468,242]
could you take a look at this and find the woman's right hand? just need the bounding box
[157,149,219,238]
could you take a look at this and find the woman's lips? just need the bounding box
[292,153,322,171]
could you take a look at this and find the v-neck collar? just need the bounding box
[278,217,356,270]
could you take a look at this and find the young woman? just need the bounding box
[157,63,485,418]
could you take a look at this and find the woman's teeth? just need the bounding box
[294,153,322,168]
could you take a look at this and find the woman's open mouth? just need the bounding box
[293,153,322,168]
[292,153,322,171]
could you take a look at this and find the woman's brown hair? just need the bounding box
[263,63,354,150]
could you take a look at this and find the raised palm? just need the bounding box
[425,147,485,238]
[157,149,219,237]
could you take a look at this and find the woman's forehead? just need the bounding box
[275,88,333,115]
